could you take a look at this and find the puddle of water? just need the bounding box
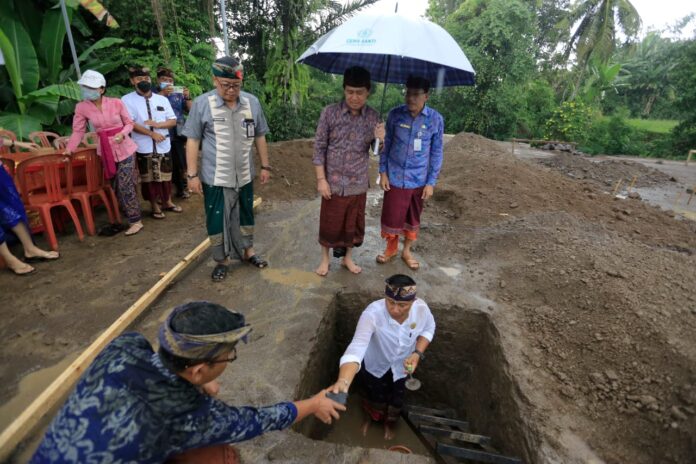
[0,353,78,433]
[262,268,322,288]
[323,393,430,455]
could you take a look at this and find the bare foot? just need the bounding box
[361,418,371,437]
[125,221,144,236]
[315,260,330,277]
[341,257,362,274]
[383,422,396,440]
[401,252,419,270]
[24,249,59,260]
[7,255,35,275]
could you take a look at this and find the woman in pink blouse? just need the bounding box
[65,70,143,236]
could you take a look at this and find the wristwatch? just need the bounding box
[260,165,273,172]
[413,349,426,361]
[187,172,198,180]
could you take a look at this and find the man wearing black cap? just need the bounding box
[312,66,385,277]
[330,274,436,440]
[182,57,272,282]
[377,76,445,271]
[32,301,345,464]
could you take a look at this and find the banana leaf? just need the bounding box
[77,37,124,61]
[0,11,39,96]
[40,9,71,83]
[0,29,22,111]
[0,113,43,140]
[13,0,42,50]
[27,94,60,125]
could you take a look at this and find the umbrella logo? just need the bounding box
[347,28,376,46]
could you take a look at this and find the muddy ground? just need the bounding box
[1,134,695,463]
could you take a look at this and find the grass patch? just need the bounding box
[624,119,677,134]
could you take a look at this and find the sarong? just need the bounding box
[203,183,252,262]
[359,368,406,424]
[137,151,173,203]
[239,182,254,238]
[114,156,142,224]
[0,165,28,245]
[380,186,425,238]
[318,193,366,248]
[165,444,240,464]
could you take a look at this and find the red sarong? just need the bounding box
[380,186,424,237]
[318,193,366,248]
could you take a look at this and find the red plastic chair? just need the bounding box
[16,154,85,250]
[1,157,15,177]
[53,136,70,150]
[0,129,17,156]
[29,131,60,148]
[69,148,118,235]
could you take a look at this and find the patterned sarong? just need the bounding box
[359,368,406,424]
[318,193,366,248]
[380,186,425,237]
[203,183,253,262]
[137,151,173,203]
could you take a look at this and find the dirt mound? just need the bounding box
[258,139,317,201]
[539,152,675,189]
[416,132,696,463]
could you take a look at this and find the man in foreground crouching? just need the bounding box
[32,301,345,463]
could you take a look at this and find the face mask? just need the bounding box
[136,80,152,93]
[81,87,101,101]
[159,82,172,90]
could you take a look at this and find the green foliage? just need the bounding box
[544,100,594,143]
[518,79,557,138]
[623,118,678,134]
[440,0,539,139]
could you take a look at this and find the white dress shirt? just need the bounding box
[340,298,436,382]
[121,91,176,154]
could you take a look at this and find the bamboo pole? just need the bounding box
[0,198,266,460]
[612,178,624,196]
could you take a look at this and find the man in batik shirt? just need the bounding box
[313,66,384,276]
[32,301,345,463]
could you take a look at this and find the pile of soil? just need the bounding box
[261,139,318,201]
[416,132,696,463]
[539,152,675,189]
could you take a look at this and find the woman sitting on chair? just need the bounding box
[1,139,60,275]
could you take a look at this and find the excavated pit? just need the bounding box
[295,291,535,461]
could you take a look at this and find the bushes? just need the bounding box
[544,101,594,144]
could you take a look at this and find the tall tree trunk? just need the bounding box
[151,0,171,62]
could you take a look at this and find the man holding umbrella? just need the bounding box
[377,76,444,270]
[313,66,385,276]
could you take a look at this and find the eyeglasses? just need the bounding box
[206,348,237,365]
[216,80,242,91]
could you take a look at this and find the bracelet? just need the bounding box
[260,165,273,172]
[414,349,426,361]
[338,378,349,387]
[186,172,198,179]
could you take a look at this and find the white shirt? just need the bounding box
[121,91,176,154]
[340,298,436,382]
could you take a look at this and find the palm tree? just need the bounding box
[563,0,642,68]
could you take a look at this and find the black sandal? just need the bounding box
[246,255,268,269]
[211,263,229,282]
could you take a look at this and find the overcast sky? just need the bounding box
[360,0,696,36]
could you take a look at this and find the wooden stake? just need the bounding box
[627,176,637,192]
[612,178,624,195]
[0,198,266,460]
[688,187,695,206]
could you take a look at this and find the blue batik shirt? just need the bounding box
[379,104,444,188]
[31,333,297,464]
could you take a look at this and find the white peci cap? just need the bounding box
[77,70,106,88]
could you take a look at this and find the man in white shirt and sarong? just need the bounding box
[330,274,436,439]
